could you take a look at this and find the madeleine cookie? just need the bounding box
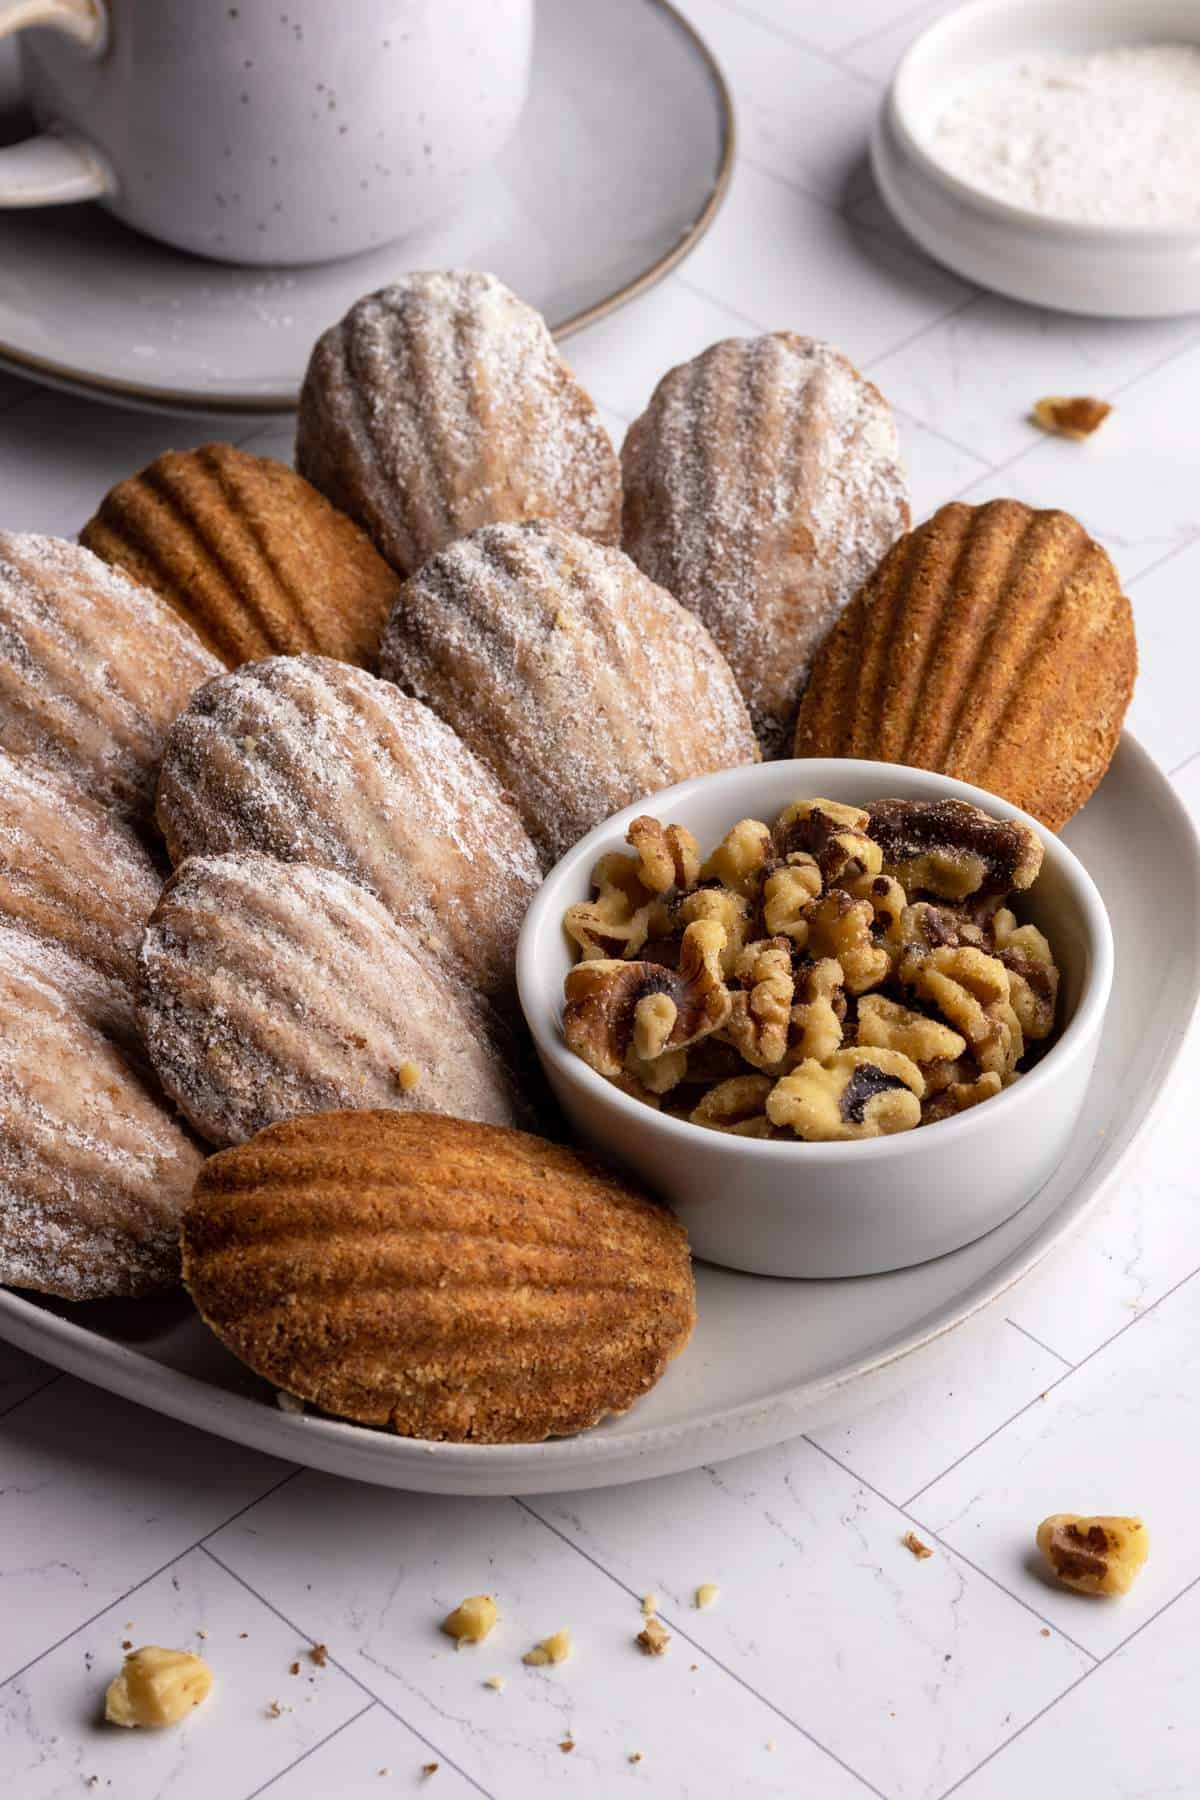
[296,271,621,578]
[0,749,160,1048]
[137,852,524,1145]
[0,533,221,823]
[622,334,909,756]
[182,1111,696,1442]
[379,521,758,867]
[81,443,402,670]
[793,500,1137,829]
[0,929,202,1299]
[155,655,541,1007]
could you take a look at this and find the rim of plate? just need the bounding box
[0,0,735,415]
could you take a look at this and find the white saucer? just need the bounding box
[0,0,732,414]
[872,0,1200,318]
[2,736,1197,1497]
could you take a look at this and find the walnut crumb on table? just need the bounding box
[523,1628,572,1666]
[560,1737,576,1754]
[903,1531,934,1560]
[1031,394,1112,440]
[310,1642,329,1667]
[1035,1514,1148,1595]
[441,1596,498,1645]
[629,1751,644,1765]
[636,1617,671,1656]
[484,1673,505,1691]
[640,1593,657,1617]
[694,1583,719,1609]
[421,1764,439,1778]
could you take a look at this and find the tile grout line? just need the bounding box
[515,1497,888,1800]
[804,1437,1098,1662]
[707,0,888,83]
[0,1370,63,1420]
[903,1260,1200,1511]
[0,1463,300,1692]
[243,1697,379,1800]
[1004,1317,1074,1368]
[935,1566,1200,1799]
[200,1544,496,1800]
[1169,745,1200,779]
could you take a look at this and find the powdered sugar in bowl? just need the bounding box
[871,0,1200,317]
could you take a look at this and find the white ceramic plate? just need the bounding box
[0,0,732,413]
[872,0,1200,317]
[1,735,1197,1496]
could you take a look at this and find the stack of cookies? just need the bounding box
[0,266,1137,1443]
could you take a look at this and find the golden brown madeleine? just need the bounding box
[379,521,758,868]
[137,852,525,1145]
[0,533,221,824]
[295,271,622,579]
[182,1111,696,1441]
[0,928,203,1299]
[81,443,401,669]
[622,333,909,757]
[0,750,160,1049]
[793,500,1137,830]
[155,654,541,1007]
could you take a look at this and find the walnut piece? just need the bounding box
[922,1068,1003,1123]
[803,890,890,995]
[902,945,1023,1078]
[867,799,1043,900]
[723,939,795,1070]
[564,850,653,960]
[635,1617,671,1656]
[105,1647,213,1728]
[627,815,700,893]
[787,957,845,1063]
[775,797,882,888]
[856,993,966,1067]
[992,909,1059,1040]
[1031,395,1112,441]
[689,1074,774,1136]
[700,817,773,895]
[766,1047,923,1142]
[523,1628,572,1666]
[441,1595,498,1645]
[1036,1515,1148,1596]
[761,856,821,945]
[563,920,730,1076]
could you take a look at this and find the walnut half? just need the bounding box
[1036,1514,1148,1596]
[563,920,730,1077]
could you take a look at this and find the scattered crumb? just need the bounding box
[766,1740,777,1752]
[523,1628,571,1666]
[902,1531,934,1561]
[421,1764,439,1778]
[276,1389,305,1415]
[1031,394,1112,441]
[239,1632,249,1640]
[196,1630,208,1641]
[635,1618,670,1657]
[441,1596,498,1645]
[267,1700,293,1719]
[629,1751,644,1765]
[689,1663,699,1672]
[396,1059,422,1091]
[694,1583,719,1609]
[289,1661,301,1676]
[105,1649,213,1730]
[484,1674,505,1692]
[121,1640,132,1651]
[560,1737,576,1754]
[310,1643,329,1668]
[1040,1627,1051,1637]
[640,1593,657,1617]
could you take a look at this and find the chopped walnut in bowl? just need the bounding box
[558,795,1059,1143]
[517,759,1113,1276]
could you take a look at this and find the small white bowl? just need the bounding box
[871,0,1200,317]
[517,759,1113,1279]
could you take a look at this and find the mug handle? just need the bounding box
[0,0,113,206]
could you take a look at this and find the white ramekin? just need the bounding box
[517,759,1113,1279]
[871,0,1200,317]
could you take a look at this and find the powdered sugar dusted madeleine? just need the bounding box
[81,443,401,670]
[621,334,910,756]
[295,271,621,579]
[379,521,758,867]
[0,749,160,1049]
[0,930,203,1299]
[0,533,221,823]
[155,655,541,1006]
[793,500,1137,830]
[182,1111,695,1441]
[137,852,523,1146]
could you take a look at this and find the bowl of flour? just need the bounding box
[870,0,1200,316]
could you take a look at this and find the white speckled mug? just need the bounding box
[0,0,532,264]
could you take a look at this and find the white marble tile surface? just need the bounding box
[3,0,1200,1794]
